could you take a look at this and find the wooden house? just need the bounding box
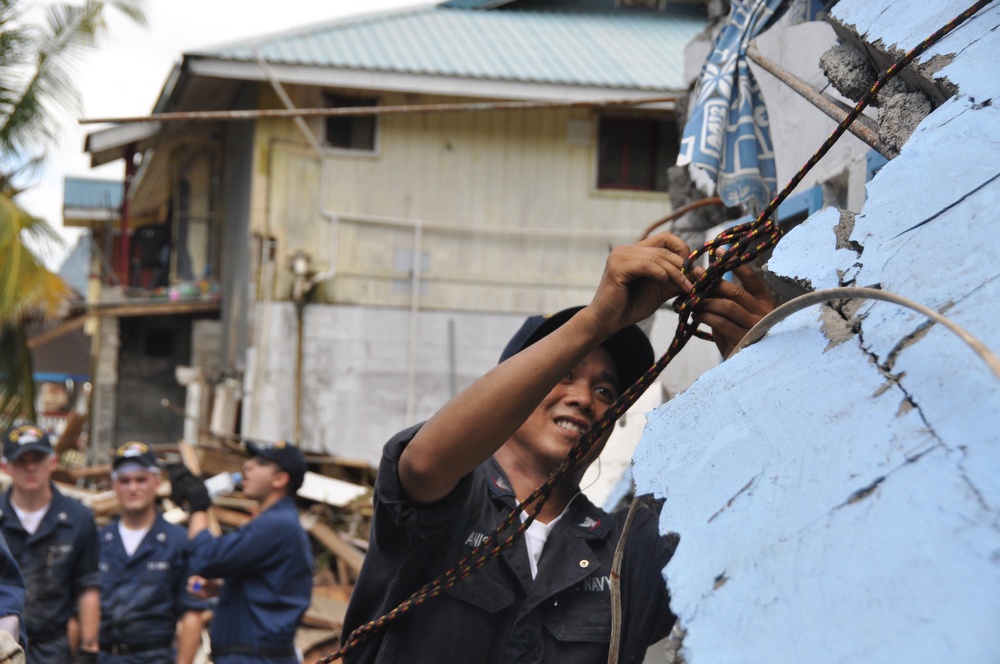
[83,0,716,465]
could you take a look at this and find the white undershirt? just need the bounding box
[12,503,49,535]
[118,522,150,557]
[520,512,563,579]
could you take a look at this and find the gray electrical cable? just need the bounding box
[729,286,1000,379]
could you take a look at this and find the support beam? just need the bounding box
[79,95,680,125]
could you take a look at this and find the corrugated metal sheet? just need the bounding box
[195,6,704,91]
[62,177,123,210]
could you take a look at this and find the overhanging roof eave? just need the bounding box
[186,56,682,107]
[84,121,163,167]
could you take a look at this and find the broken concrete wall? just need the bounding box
[633,1,1000,661]
[749,12,873,213]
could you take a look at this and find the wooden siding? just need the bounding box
[250,87,676,313]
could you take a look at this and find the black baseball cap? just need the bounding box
[112,441,159,472]
[247,440,307,492]
[499,306,654,390]
[3,424,54,462]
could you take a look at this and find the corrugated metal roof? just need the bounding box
[63,177,123,210]
[195,6,705,91]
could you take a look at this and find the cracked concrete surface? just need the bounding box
[633,1,1000,661]
[877,91,933,152]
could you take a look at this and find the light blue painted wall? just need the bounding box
[633,1,1000,661]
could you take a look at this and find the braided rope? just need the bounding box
[320,2,994,660]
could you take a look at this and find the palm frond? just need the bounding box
[0,152,44,194]
[0,192,70,322]
[0,2,24,67]
[0,321,36,428]
[109,0,146,28]
[0,0,147,164]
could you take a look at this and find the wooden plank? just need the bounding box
[194,445,247,476]
[296,472,368,508]
[300,585,351,630]
[176,442,221,534]
[87,490,121,517]
[30,301,221,350]
[54,412,87,459]
[87,300,220,319]
[59,464,112,480]
[178,440,202,475]
[300,514,365,577]
[211,496,258,511]
[25,316,88,349]
[296,627,341,664]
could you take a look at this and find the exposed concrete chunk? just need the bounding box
[878,91,934,153]
[820,305,857,350]
[766,273,813,303]
[875,75,911,106]
[819,42,876,104]
[663,623,687,664]
[896,395,916,416]
[818,37,934,153]
[832,209,862,254]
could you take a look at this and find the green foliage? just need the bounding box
[0,321,36,425]
[0,193,70,429]
[1,0,147,185]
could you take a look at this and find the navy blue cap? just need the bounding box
[3,424,54,462]
[247,440,307,492]
[499,306,654,390]
[113,441,159,471]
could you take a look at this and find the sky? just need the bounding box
[17,0,425,267]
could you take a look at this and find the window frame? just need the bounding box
[323,93,380,154]
[595,114,677,194]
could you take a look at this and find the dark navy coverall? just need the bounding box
[187,495,312,663]
[0,532,25,646]
[98,512,205,663]
[342,425,677,664]
[0,485,100,664]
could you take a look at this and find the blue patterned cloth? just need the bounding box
[678,0,833,213]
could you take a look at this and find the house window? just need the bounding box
[597,116,677,192]
[324,94,378,151]
[617,0,667,9]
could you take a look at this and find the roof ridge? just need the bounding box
[181,4,704,92]
[186,3,436,57]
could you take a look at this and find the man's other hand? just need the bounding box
[693,259,777,358]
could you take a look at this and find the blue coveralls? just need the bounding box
[342,425,677,664]
[0,533,25,646]
[187,495,312,663]
[98,513,205,663]
[0,485,100,664]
